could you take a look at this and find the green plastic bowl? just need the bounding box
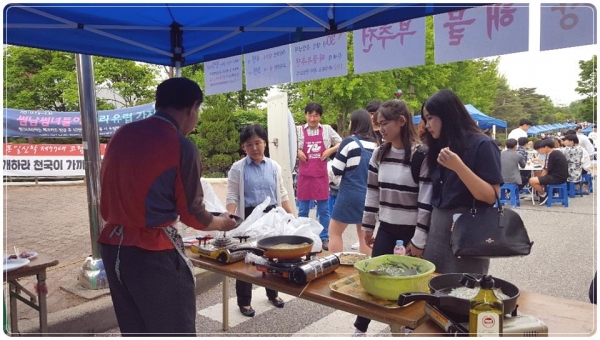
[354,254,436,301]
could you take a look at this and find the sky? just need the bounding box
[492,4,597,107]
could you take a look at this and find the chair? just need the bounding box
[567,181,584,198]
[545,183,569,207]
[582,173,594,194]
[499,183,520,207]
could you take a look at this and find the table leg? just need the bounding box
[9,282,19,335]
[222,276,229,331]
[37,270,48,336]
[389,323,406,337]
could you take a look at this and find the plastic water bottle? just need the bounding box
[393,240,406,255]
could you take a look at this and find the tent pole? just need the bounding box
[75,53,108,290]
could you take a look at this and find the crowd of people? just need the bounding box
[96,77,594,336]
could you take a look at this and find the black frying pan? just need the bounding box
[231,235,314,260]
[397,273,519,316]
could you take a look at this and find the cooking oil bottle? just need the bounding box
[469,275,503,336]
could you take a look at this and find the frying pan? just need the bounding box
[231,235,314,260]
[397,273,519,316]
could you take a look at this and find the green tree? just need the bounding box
[94,57,159,107]
[575,55,597,122]
[189,102,239,176]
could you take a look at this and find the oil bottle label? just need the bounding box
[477,312,500,336]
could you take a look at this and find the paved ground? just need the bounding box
[3,180,597,335]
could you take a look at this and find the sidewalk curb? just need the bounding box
[15,269,224,335]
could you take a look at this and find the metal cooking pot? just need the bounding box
[397,273,520,316]
[232,235,314,260]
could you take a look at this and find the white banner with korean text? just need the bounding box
[434,4,529,64]
[353,17,426,74]
[540,3,596,51]
[3,143,106,177]
[291,33,348,83]
[244,45,291,90]
[204,55,243,95]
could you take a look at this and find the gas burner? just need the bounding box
[255,254,340,284]
[191,235,252,263]
[212,237,235,248]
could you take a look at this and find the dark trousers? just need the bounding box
[100,244,196,336]
[354,223,416,333]
[236,280,278,307]
[237,205,279,306]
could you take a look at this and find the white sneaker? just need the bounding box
[352,329,366,337]
[351,241,359,250]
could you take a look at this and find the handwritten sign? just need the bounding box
[290,33,348,83]
[204,55,242,95]
[353,17,426,74]
[244,46,291,90]
[540,3,596,51]
[434,4,529,64]
[3,143,107,177]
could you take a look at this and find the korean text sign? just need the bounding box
[3,143,107,177]
[3,103,155,138]
[205,55,243,95]
[434,4,529,64]
[353,17,426,74]
[291,33,348,83]
[244,45,291,90]
[540,3,596,51]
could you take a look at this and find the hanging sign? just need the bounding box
[3,143,107,177]
[290,33,348,83]
[244,45,291,90]
[540,3,596,51]
[434,4,529,64]
[353,17,426,74]
[205,55,243,95]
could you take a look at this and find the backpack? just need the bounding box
[377,143,427,184]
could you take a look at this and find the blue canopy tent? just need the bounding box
[4,3,487,278]
[464,104,507,129]
[583,124,595,135]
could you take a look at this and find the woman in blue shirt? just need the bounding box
[226,124,293,317]
[420,90,502,274]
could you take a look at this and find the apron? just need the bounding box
[297,126,329,201]
[109,225,196,287]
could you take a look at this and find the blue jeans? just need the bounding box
[297,199,330,240]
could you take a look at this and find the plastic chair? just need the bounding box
[545,183,569,207]
[499,183,520,207]
[582,173,594,194]
[567,181,584,198]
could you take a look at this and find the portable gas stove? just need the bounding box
[190,235,251,263]
[254,253,340,285]
[424,303,548,336]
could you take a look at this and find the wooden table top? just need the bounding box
[188,250,429,329]
[4,254,59,281]
[189,251,596,335]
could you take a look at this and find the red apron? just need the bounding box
[297,126,329,201]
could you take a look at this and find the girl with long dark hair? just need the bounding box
[420,89,502,274]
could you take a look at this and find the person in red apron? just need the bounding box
[296,102,341,250]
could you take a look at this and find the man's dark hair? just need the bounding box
[494,138,503,148]
[304,102,323,115]
[519,118,533,126]
[565,129,576,135]
[563,134,579,144]
[365,100,382,113]
[517,137,529,147]
[575,125,583,131]
[240,124,268,144]
[155,77,203,110]
[540,139,555,149]
[533,140,543,150]
[505,138,518,149]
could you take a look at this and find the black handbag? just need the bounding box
[450,198,534,258]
